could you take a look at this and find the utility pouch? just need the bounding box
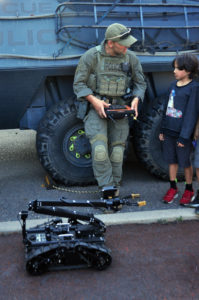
[97,73,127,97]
[76,100,88,120]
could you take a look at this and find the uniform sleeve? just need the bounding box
[178,85,199,143]
[129,54,147,101]
[73,51,95,99]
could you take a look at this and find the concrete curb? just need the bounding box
[0,208,198,234]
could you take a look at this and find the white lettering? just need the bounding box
[37,30,56,45]
[0,29,56,47]
[21,3,37,14]
[2,3,18,14]
[39,3,52,14]
[0,32,3,46]
[0,2,53,15]
[8,30,25,46]
[27,30,34,46]
[2,29,55,46]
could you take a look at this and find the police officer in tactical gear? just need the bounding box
[73,23,146,195]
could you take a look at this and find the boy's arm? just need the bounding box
[178,85,199,144]
[159,133,165,141]
[159,88,171,134]
[194,117,199,140]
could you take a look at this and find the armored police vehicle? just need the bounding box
[1,0,199,185]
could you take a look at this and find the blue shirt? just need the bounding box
[161,80,199,144]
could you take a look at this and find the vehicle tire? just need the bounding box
[132,95,184,181]
[36,100,95,185]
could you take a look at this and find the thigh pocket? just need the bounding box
[84,110,106,138]
[109,118,129,142]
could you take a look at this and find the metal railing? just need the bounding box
[55,1,199,52]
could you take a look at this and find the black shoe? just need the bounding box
[100,185,118,199]
[195,207,199,215]
[188,190,199,208]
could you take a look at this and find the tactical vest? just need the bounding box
[88,45,131,97]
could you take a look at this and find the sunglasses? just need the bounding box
[109,28,131,40]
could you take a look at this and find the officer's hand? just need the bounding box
[131,97,140,118]
[85,95,110,118]
[92,98,110,118]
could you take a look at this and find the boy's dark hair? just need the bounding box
[172,53,199,78]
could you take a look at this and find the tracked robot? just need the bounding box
[19,186,145,275]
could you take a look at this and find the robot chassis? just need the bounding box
[19,186,144,275]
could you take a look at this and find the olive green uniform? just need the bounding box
[73,41,146,188]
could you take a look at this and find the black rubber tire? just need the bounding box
[132,95,184,181]
[36,101,95,186]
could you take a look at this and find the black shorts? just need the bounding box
[162,135,193,168]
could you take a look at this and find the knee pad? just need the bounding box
[110,146,123,163]
[94,144,107,162]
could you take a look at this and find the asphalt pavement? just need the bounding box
[1,129,199,300]
[1,221,199,300]
[0,129,198,232]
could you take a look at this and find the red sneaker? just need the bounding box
[179,190,194,205]
[163,188,178,203]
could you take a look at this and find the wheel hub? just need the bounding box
[63,128,92,166]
